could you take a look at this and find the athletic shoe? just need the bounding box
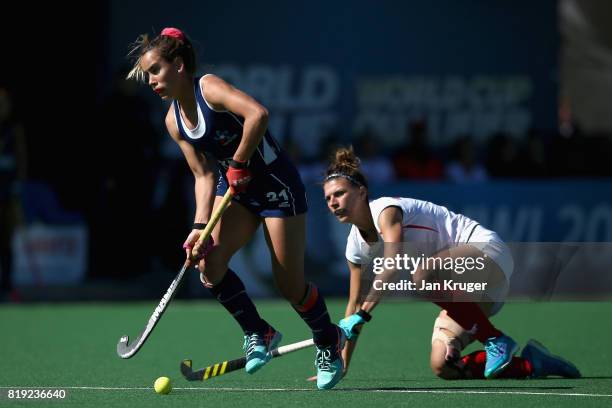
[243,327,282,374]
[315,328,346,390]
[521,339,581,378]
[484,335,519,378]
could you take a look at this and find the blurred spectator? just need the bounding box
[283,136,307,174]
[558,95,576,139]
[0,86,27,300]
[549,128,612,177]
[88,68,160,279]
[20,181,84,225]
[549,125,587,177]
[392,119,444,180]
[445,135,488,183]
[515,130,549,178]
[293,130,342,186]
[485,132,519,178]
[354,127,395,184]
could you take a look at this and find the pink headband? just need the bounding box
[161,27,185,42]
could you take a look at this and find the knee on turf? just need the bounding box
[430,314,473,379]
[430,342,454,379]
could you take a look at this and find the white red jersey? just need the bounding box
[345,196,481,265]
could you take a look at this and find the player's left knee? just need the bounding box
[430,353,457,379]
[430,355,447,377]
[430,314,474,380]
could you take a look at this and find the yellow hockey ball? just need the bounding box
[154,376,172,394]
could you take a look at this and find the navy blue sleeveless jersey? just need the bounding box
[172,75,307,217]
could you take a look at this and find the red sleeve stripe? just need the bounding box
[402,224,438,232]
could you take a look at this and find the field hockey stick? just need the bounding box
[180,338,315,381]
[116,189,233,359]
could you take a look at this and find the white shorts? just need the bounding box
[465,224,514,313]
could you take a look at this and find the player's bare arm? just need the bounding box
[342,260,364,372]
[165,108,216,224]
[360,207,403,314]
[378,206,403,242]
[345,260,363,318]
[200,74,269,163]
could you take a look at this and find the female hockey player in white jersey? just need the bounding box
[321,147,580,380]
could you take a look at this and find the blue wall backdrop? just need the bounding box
[109,0,558,156]
[303,181,612,272]
[220,180,612,297]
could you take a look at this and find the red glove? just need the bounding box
[226,159,251,194]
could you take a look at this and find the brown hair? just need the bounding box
[126,29,196,82]
[324,146,368,188]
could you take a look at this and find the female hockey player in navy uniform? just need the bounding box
[128,27,343,390]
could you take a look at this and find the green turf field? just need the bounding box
[1,300,611,407]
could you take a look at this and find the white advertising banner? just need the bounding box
[12,225,88,286]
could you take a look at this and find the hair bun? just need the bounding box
[334,147,360,171]
[324,146,368,188]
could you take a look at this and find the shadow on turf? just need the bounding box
[339,386,574,392]
[577,376,612,379]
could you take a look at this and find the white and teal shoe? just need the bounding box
[243,327,282,374]
[484,335,519,378]
[315,329,346,390]
[521,339,581,378]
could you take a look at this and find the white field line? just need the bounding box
[0,386,611,398]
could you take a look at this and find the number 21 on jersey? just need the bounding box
[266,189,290,207]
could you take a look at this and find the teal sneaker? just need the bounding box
[316,329,346,390]
[521,339,581,378]
[484,335,519,378]
[243,327,282,374]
